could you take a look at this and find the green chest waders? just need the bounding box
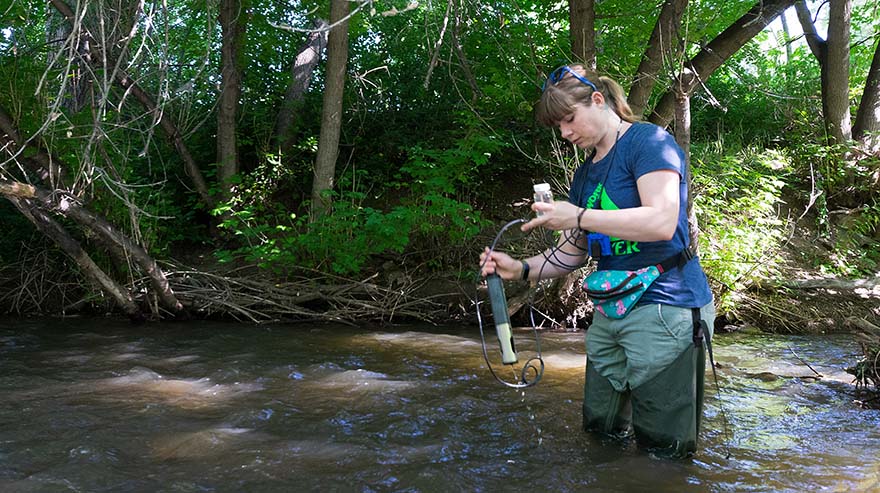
[583,307,708,458]
[583,359,634,439]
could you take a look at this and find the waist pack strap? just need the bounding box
[583,272,638,295]
[657,246,697,274]
[585,282,644,300]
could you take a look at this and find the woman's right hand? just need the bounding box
[479,247,522,280]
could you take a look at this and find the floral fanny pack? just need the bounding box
[582,250,693,319]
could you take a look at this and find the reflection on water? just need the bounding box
[1,319,879,492]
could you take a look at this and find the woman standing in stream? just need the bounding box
[480,64,715,458]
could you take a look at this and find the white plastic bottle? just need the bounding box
[533,183,553,217]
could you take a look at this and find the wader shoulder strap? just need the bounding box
[691,307,703,347]
[692,306,732,459]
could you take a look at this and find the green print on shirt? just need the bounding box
[585,183,641,256]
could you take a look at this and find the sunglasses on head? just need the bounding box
[542,66,598,92]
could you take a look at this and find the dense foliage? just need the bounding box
[1,0,879,317]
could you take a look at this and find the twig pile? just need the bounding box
[155,265,455,324]
[846,317,880,406]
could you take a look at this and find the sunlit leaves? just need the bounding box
[693,143,790,310]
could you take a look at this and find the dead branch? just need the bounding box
[845,316,880,398]
[153,265,453,324]
[846,316,880,340]
[48,0,215,209]
[775,276,880,292]
[6,196,141,319]
[735,292,817,333]
[1,106,184,315]
[0,180,36,198]
[423,0,453,90]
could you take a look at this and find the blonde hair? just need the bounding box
[535,64,636,127]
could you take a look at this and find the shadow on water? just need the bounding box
[1,318,879,492]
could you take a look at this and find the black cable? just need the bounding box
[475,219,590,388]
[705,337,733,459]
[475,218,542,388]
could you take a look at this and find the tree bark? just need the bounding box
[217,0,249,195]
[853,36,880,152]
[648,0,797,128]
[5,196,142,319]
[628,0,687,119]
[795,0,853,145]
[48,0,215,210]
[569,0,596,70]
[452,0,482,103]
[0,106,64,187]
[1,104,184,316]
[274,19,329,151]
[0,180,36,198]
[673,71,700,251]
[825,0,853,144]
[311,0,350,219]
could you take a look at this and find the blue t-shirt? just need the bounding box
[568,122,712,308]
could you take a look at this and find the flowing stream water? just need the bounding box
[1,317,879,492]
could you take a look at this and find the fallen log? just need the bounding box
[6,196,142,319]
[846,316,880,338]
[775,276,880,292]
[0,180,36,198]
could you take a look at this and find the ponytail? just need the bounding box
[596,76,636,123]
[536,65,637,126]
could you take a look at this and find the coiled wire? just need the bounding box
[475,217,589,388]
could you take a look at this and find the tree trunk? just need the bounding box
[673,71,700,251]
[274,19,329,151]
[52,191,185,314]
[45,6,88,113]
[569,0,596,70]
[853,33,880,152]
[311,0,350,219]
[1,104,184,316]
[5,196,142,319]
[779,6,793,63]
[795,0,853,145]
[825,0,853,144]
[217,0,249,195]
[1,177,184,316]
[795,1,824,57]
[452,0,482,103]
[0,181,36,198]
[628,0,687,119]
[778,275,880,291]
[648,0,797,128]
[0,106,65,187]
[49,0,215,210]
[795,1,831,137]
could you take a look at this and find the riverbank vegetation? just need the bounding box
[1,1,879,393]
